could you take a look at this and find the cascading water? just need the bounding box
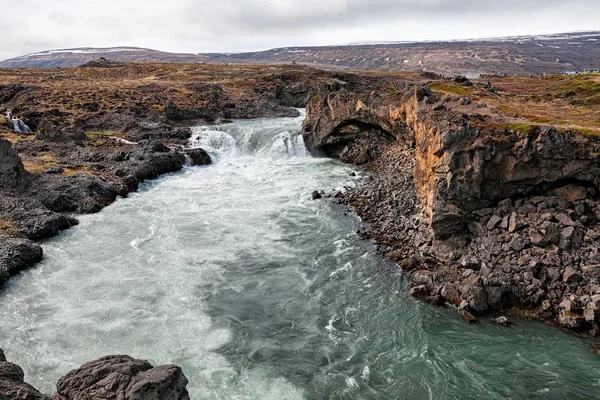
[0,111,599,399]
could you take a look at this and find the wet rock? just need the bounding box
[184,148,212,166]
[494,316,511,326]
[312,191,322,200]
[441,283,461,305]
[459,309,478,322]
[412,271,434,290]
[559,310,586,330]
[55,355,190,400]
[584,307,599,324]
[409,285,429,299]
[0,349,50,400]
[424,295,444,306]
[0,237,44,288]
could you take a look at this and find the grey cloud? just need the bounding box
[0,0,598,61]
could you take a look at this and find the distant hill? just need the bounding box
[0,47,202,68]
[2,31,600,76]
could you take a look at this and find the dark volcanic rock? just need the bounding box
[0,349,50,400]
[304,80,600,334]
[0,196,78,240]
[0,350,190,400]
[184,148,212,166]
[0,138,28,188]
[55,355,190,400]
[0,237,43,288]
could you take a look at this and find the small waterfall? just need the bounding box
[189,110,307,162]
[13,118,32,133]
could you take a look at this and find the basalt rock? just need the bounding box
[303,85,600,240]
[304,80,600,334]
[0,349,50,400]
[0,237,43,288]
[185,148,212,166]
[0,350,190,400]
[0,138,28,188]
[55,355,190,400]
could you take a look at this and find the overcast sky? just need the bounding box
[1,0,599,61]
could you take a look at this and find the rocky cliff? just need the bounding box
[303,79,600,333]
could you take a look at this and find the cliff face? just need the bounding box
[303,81,600,331]
[304,86,600,239]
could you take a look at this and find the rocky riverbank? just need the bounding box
[0,62,353,289]
[303,76,600,335]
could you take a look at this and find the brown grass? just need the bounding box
[0,220,17,236]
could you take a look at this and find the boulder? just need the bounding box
[184,148,212,166]
[559,310,586,330]
[494,316,511,326]
[440,283,461,305]
[459,309,478,322]
[55,355,190,400]
[0,237,44,288]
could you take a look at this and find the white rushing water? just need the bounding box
[0,111,360,397]
[1,111,600,399]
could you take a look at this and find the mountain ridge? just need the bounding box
[2,31,600,75]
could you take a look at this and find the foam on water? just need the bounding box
[1,112,599,399]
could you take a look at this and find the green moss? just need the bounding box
[548,76,600,106]
[571,94,600,106]
[84,130,119,138]
[428,82,473,97]
[507,123,536,134]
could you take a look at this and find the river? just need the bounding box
[0,112,599,399]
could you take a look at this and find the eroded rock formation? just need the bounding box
[303,80,600,333]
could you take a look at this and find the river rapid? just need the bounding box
[0,112,599,399]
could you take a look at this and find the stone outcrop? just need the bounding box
[0,138,28,188]
[303,84,600,240]
[184,148,212,166]
[0,237,44,289]
[0,350,190,400]
[303,80,600,333]
[55,355,190,400]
